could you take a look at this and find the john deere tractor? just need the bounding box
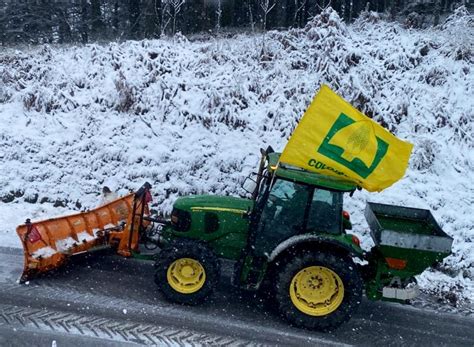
[17,147,453,330]
[150,147,363,330]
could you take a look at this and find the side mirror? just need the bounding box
[242,176,257,195]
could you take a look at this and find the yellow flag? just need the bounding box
[280,85,413,192]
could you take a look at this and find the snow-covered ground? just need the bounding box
[0,9,473,307]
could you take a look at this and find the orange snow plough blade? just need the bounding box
[16,183,152,283]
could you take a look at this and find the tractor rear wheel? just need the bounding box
[155,240,220,305]
[275,251,362,331]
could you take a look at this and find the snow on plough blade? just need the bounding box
[16,183,152,283]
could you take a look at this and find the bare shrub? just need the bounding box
[114,72,135,113]
[23,93,37,111]
[411,139,439,170]
[305,7,346,33]
[405,12,425,29]
[357,10,381,24]
[425,66,448,86]
[0,86,11,103]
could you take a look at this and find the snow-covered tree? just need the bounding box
[165,0,185,36]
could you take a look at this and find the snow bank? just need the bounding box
[0,9,472,307]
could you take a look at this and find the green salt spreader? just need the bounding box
[135,148,452,331]
[364,202,453,301]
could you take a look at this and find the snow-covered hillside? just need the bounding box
[1,8,473,307]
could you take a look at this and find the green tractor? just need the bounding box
[148,147,452,330]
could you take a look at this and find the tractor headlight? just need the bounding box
[170,208,191,232]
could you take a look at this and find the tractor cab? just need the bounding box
[252,176,345,256]
[249,151,358,242]
[245,150,356,218]
[235,149,363,290]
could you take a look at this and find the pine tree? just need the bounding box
[81,0,89,43]
[90,0,105,40]
[129,0,141,39]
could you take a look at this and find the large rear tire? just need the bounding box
[155,240,220,305]
[275,251,362,331]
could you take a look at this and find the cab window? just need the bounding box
[306,189,342,234]
[255,180,311,251]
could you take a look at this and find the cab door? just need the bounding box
[252,179,312,257]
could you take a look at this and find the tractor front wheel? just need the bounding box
[155,240,220,305]
[275,251,362,331]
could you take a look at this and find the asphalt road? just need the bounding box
[0,247,473,346]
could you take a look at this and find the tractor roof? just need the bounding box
[267,152,358,192]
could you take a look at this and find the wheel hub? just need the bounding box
[167,258,206,294]
[181,265,195,278]
[289,266,344,316]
